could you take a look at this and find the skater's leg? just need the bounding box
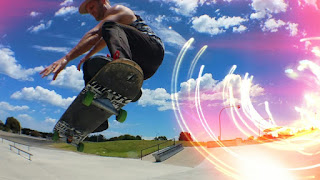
[82,55,112,85]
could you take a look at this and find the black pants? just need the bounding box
[83,21,164,85]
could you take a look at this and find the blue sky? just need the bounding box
[1,0,320,141]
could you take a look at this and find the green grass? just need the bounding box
[52,140,174,158]
[52,140,207,158]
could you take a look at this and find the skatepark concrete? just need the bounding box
[1,131,320,180]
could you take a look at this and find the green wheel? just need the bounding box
[52,131,59,142]
[77,143,85,152]
[82,91,95,106]
[116,109,127,123]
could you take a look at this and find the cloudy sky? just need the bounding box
[0,0,319,141]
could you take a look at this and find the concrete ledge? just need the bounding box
[153,143,184,162]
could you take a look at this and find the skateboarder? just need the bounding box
[40,0,164,81]
[40,0,164,132]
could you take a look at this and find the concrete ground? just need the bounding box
[1,131,320,180]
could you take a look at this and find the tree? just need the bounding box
[5,117,21,134]
[154,136,167,141]
[135,135,142,140]
[107,134,142,141]
[85,134,107,142]
[30,130,41,137]
[247,136,254,141]
[179,132,193,141]
[21,128,32,135]
[0,120,4,130]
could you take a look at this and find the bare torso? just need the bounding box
[102,5,137,25]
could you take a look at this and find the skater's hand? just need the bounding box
[77,56,89,71]
[40,57,69,80]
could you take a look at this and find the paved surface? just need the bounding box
[1,131,320,180]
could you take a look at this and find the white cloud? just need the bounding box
[262,19,299,36]
[151,22,187,48]
[30,11,40,17]
[170,0,199,16]
[45,117,57,124]
[0,46,44,81]
[262,18,286,32]
[155,15,166,23]
[192,15,248,35]
[149,0,199,16]
[250,0,288,19]
[33,45,70,54]
[17,114,34,122]
[11,86,76,109]
[17,114,57,132]
[27,20,53,33]
[299,0,319,9]
[100,130,124,139]
[286,22,299,36]
[60,0,73,6]
[138,88,173,111]
[138,73,265,111]
[81,22,86,26]
[233,25,248,33]
[55,6,78,17]
[155,15,181,23]
[179,73,218,95]
[0,102,29,111]
[49,65,84,91]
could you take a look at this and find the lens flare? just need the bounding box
[171,38,320,179]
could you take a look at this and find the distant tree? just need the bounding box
[247,136,254,141]
[5,117,21,134]
[154,136,167,141]
[107,134,142,141]
[179,132,193,141]
[22,128,32,135]
[136,135,142,140]
[85,134,107,142]
[30,130,41,137]
[0,120,4,130]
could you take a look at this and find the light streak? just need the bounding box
[171,38,320,179]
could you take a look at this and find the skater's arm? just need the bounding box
[65,26,102,61]
[77,38,107,71]
[40,26,101,80]
[40,5,136,80]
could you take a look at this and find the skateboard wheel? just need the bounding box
[77,143,85,152]
[82,91,95,106]
[52,131,60,142]
[116,109,127,123]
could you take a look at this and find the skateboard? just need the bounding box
[52,58,143,152]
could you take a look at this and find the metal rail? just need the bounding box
[1,137,33,161]
[9,144,33,161]
[140,138,175,160]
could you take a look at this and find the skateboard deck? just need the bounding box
[53,58,143,151]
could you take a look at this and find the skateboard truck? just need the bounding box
[91,98,118,115]
[91,98,127,123]
[83,94,127,123]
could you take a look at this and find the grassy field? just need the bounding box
[52,140,207,158]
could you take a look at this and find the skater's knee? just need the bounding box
[83,55,111,69]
